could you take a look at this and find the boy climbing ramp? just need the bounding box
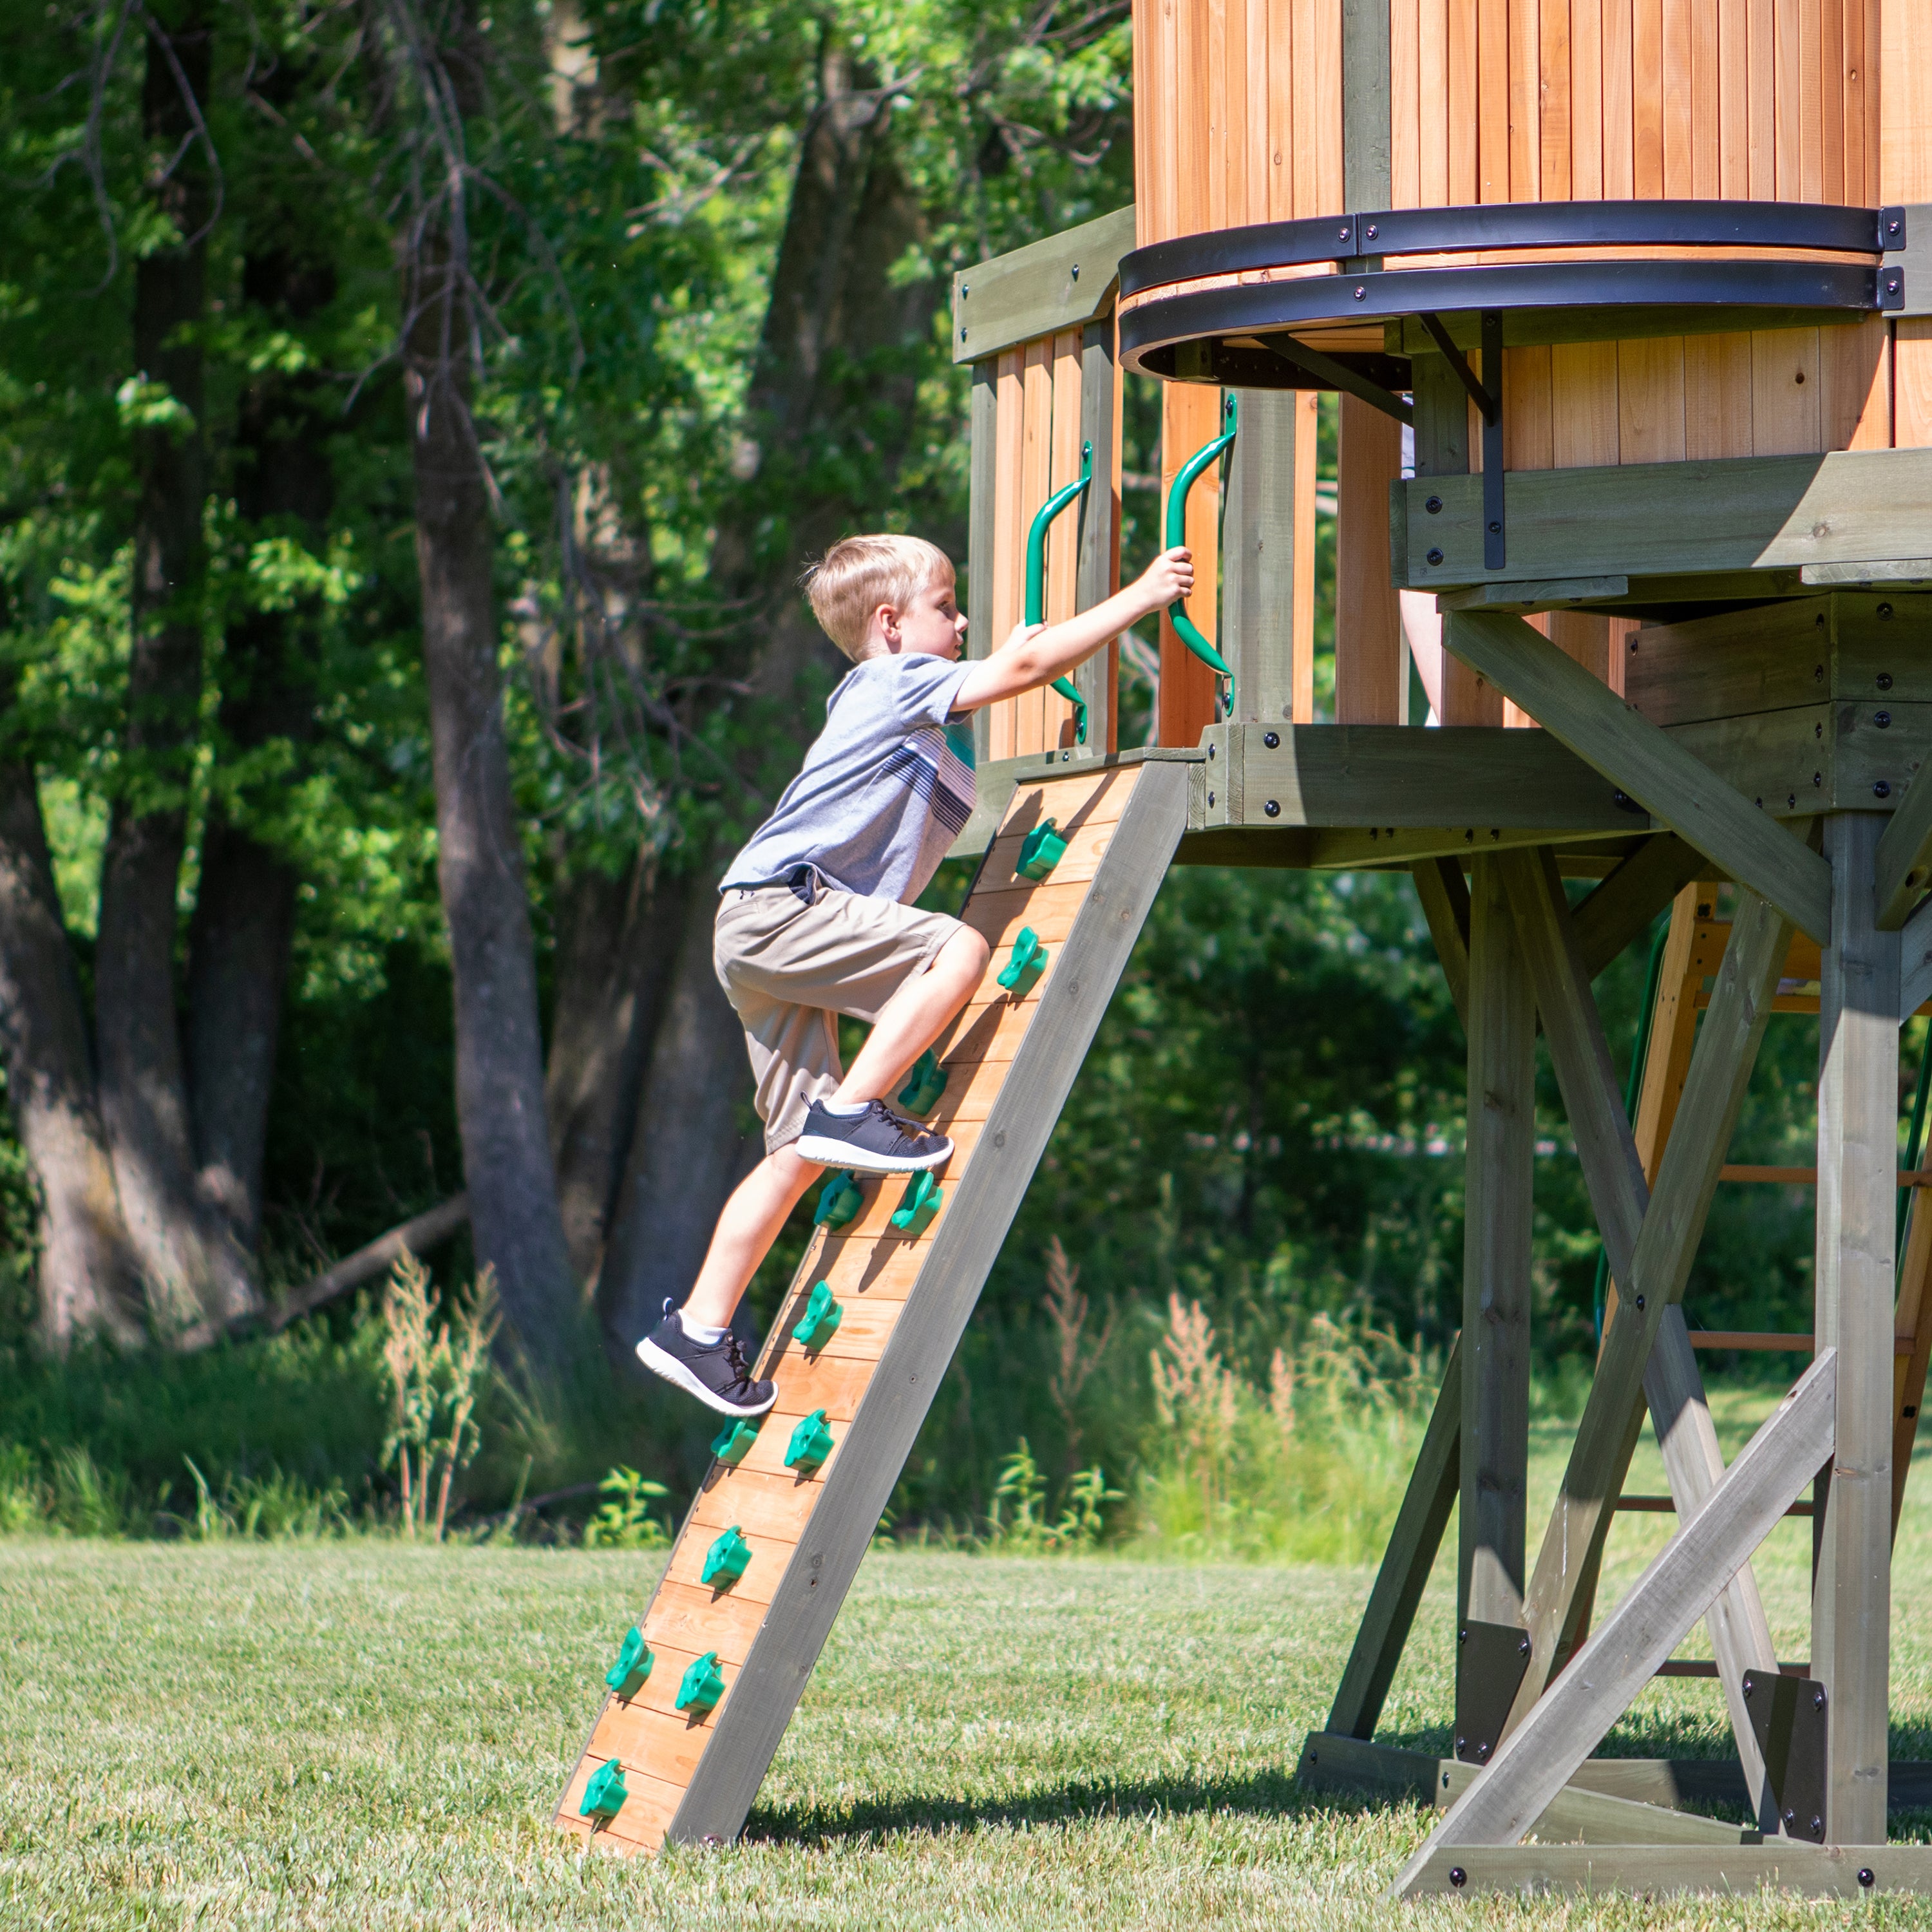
[635,530,1193,1417]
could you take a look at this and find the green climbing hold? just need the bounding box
[996,927,1048,995]
[890,1170,943,1236]
[898,1047,949,1116]
[793,1279,844,1350]
[675,1651,725,1714]
[813,1170,863,1227]
[710,1417,761,1464]
[700,1524,752,1589]
[580,1756,629,1821]
[784,1408,835,1472]
[603,1627,653,1699]
[1016,817,1068,882]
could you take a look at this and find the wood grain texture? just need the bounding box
[1399,1839,1932,1899]
[1225,388,1304,724]
[967,363,999,772]
[1334,393,1405,723]
[990,350,1025,764]
[1397,1350,1837,1884]
[1158,381,1225,747]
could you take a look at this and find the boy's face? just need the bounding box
[879,572,967,659]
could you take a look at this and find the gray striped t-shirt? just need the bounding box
[722,652,977,905]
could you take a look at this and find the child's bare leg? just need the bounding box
[833,924,989,1104]
[680,1143,820,1331]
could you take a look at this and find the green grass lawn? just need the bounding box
[8,1389,1932,1927]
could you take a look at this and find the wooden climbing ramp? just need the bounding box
[553,756,1188,1855]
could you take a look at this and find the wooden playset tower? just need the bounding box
[551,0,1932,1897]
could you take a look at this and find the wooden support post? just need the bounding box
[1459,857,1535,1636]
[1442,609,1833,943]
[1814,811,1897,1846]
[1393,1351,1838,1895]
[1900,892,1932,1023]
[1507,893,1792,1729]
[1570,835,1707,977]
[1223,390,1303,727]
[1158,383,1224,748]
[1074,320,1120,755]
[1874,761,1932,930]
[1412,857,1472,1025]
[966,361,998,772]
[1335,394,1406,724]
[1326,1338,1462,1739]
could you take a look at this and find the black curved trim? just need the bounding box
[1117,199,1904,299]
[1119,259,1893,375]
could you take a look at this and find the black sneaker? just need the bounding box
[794,1098,953,1174]
[636,1304,777,1417]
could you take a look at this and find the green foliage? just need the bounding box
[582,1466,672,1550]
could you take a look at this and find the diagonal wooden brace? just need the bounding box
[1497,851,1783,1823]
[1390,1349,1838,1896]
[1500,889,1793,1752]
[1442,609,1832,943]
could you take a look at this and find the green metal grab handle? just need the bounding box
[1164,393,1238,679]
[1024,442,1094,746]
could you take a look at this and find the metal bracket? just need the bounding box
[1454,1619,1533,1768]
[1742,1670,1828,1844]
[1260,332,1414,427]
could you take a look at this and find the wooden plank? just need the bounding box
[1683,331,1755,462]
[1395,1350,1837,1888]
[1604,0,1636,197]
[1616,337,1686,465]
[1476,0,1508,201]
[1893,1077,1932,1535]
[1814,810,1897,1844]
[967,362,999,773]
[1044,332,1084,752]
[1821,316,1889,453]
[1508,892,1791,1725]
[1314,0,1345,212]
[1441,610,1833,941]
[1413,855,1472,1023]
[1448,0,1478,200]
[990,349,1027,765]
[1075,321,1121,757]
[951,207,1136,367]
[1390,0,1420,205]
[1875,761,1932,928]
[1342,0,1392,208]
[1401,1841,1932,1897]
[1334,394,1405,723]
[1902,891,1932,1021]
[1633,0,1664,195]
[1396,446,1932,590]
[1224,389,1303,726]
[1157,381,1224,748]
[1419,0,1450,202]
[1018,336,1056,756]
[1459,857,1535,1630]
[660,765,1189,1848]
[1508,0,1540,197]
[1292,392,1320,721]
[1325,1338,1463,1737]
[1208,0,1230,234]
[1570,835,1707,973]
[1689,0,1718,196]
[1752,328,1823,457]
[1538,0,1570,200]
[1551,341,1620,468]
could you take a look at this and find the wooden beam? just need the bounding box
[1441,609,1832,942]
[1508,892,1792,1727]
[1571,835,1708,978]
[1395,446,1932,589]
[1814,811,1898,1845]
[1223,392,1303,728]
[1459,858,1535,1633]
[1411,857,1472,1025]
[951,207,1135,366]
[1903,893,1932,1023]
[1392,1350,1837,1890]
[1325,1339,1463,1739]
[663,763,1189,1846]
[1401,1842,1932,1899]
[966,362,999,773]
[1875,762,1932,929]
[1073,320,1119,756]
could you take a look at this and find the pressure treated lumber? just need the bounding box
[1392,1350,1838,1895]
[1902,895,1932,1023]
[1875,765,1932,929]
[950,206,1135,366]
[1401,1842,1932,1899]
[1325,1340,1462,1739]
[1814,813,1899,1844]
[1441,609,1832,942]
[1508,891,1792,1725]
[1569,836,1707,977]
[1411,856,1472,1025]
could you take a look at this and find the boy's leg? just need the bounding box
[679,1143,820,1332]
[828,923,990,1106]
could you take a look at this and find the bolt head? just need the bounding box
[1426,547,1444,566]
[1518,1636,1530,1656]
[1449,1867,1467,1888]
[1880,601,1895,618]
[1354,285,1367,300]
[1814,1687,1826,1709]
[1365,223,1379,239]
[1339,225,1352,241]
[1070,263,1079,279]
[1810,1815,1823,1835]
[1880,671,1895,689]
[1877,710,1893,726]
[1877,781,1893,798]
[1488,520,1502,534]
[1634,1294,1646,1311]
[1207,792,1215,807]
[1425,495,1443,514]
[1264,799,1281,817]
[1861,1868,1877,1888]
[1262,730,1280,748]
[1476,1741,1491,1761]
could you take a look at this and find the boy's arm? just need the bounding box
[951,548,1194,714]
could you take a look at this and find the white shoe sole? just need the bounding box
[794,1131,953,1174]
[635,1337,777,1417]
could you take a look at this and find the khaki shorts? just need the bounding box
[714,884,963,1153]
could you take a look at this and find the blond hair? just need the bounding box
[803,534,953,661]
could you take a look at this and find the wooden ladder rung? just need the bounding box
[1618,1494,1815,1518]
[1682,1332,1914,1355]
[1718,1166,1932,1186]
[1653,1659,1812,1680]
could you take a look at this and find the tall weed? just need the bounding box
[1135,1294,1437,1563]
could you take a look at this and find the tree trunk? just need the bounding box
[594,48,943,1349]
[185,241,334,1251]
[596,885,761,1350]
[406,241,584,1379]
[547,854,689,1283]
[0,750,144,1350]
[95,0,259,1328]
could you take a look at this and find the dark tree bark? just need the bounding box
[406,242,585,1378]
[0,742,144,1350]
[594,47,943,1348]
[95,0,258,1327]
[185,241,334,1251]
[546,855,689,1282]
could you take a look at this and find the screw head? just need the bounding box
[1354,285,1367,300]
[1365,223,1379,240]
[1890,278,1902,296]
[1810,1815,1824,1836]
[960,328,969,341]
[1634,1294,1646,1311]
[1449,1868,1467,1889]
[1426,547,1444,566]
[1815,771,1824,786]
[1877,781,1893,799]
[1262,730,1280,748]
[1788,793,1797,807]
[1425,495,1443,513]
[1488,520,1502,534]
[1880,601,1895,618]
[1744,1676,1755,1699]
[1265,799,1281,817]
[1458,1627,1468,1645]
[1207,791,1216,807]
[1785,1810,1796,1826]
[1814,1687,1826,1710]
[1339,225,1352,242]
[1070,263,1079,279]
[1880,672,1895,690]
[1518,1636,1531,1657]
[1475,1741,1491,1761]
[1877,710,1893,727]
[1860,1868,1876,1888]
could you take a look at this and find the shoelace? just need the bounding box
[868,1098,927,1141]
[723,1332,758,1389]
